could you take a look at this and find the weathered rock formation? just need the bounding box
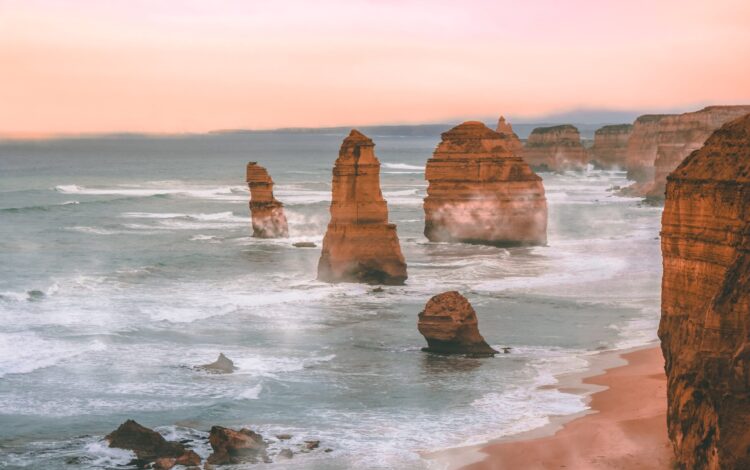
[646,106,750,199]
[208,426,269,465]
[246,162,289,238]
[418,291,497,357]
[106,420,201,468]
[523,124,588,171]
[659,113,750,469]
[589,124,632,169]
[423,121,547,246]
[624,114,673,183]
[495,116,524,155]
[198,353,236,374]
[317,130,407,285]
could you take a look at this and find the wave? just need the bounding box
[54,183,248,202]
[382,163,425,171]
[0,333,106,378]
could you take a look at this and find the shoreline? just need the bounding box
[425,344,671,469]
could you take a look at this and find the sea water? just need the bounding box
[0,131,662,469]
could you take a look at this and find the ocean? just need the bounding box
[0,130,662,469]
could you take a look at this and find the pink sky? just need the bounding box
[1,0,749,134]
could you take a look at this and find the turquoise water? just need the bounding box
[0,131,662,469]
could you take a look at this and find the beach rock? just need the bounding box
[589,124,632,169]
[423,121,547,246]
[495,116,524,155]
[207,426,268,465]
[317,130,407,285]
[523,124,588,171]
[659,113,750,469]
[417,291,497,357]
[275,434,292,440]
[246,162,289,238]
[197,353,235,374]
[105,420,196,468]
[292,242,316,248]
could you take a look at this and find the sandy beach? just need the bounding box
[455,346,672,469]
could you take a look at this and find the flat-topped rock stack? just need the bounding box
[246,162,289,238]
[523,124,588,171]
[590,124,632,169]
[624,114,673,184]
[317,130,407,285]
[659,113,750,469]
[423,121,547,246]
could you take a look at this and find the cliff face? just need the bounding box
[423,121,547,246]
[624,114,672,183]
[523,124,588,171]
[246,162,289,238]
[659,113,750,469]
[590,124,632,169]
[495,116,524,155]
[646,106,750,199]
[317,130,407,285]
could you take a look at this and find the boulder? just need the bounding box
[105,420,198,468]
[197,353,235,374]
[207,425,268,465]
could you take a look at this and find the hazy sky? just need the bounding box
[2,0,749,134]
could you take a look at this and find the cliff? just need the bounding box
[495,116,524,155]
[624,114,673,183]
[590,124,632,169]
[317,130,407,285]
[659,113,750,469]
[423,121,547,246]
[246,162,289,238]
[523,124,588,171]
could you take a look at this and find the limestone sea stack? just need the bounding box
[418,291,497,357]
[523,124,588,171]
[317,130,407,285]
[246,162,289,238]
[624,114,673,183]
[423,121,547,246]
[646,105,750,199]
[659,113,750,469]
[589,124,632,169]
[495,116,524,154]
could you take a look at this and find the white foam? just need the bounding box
[85,441,136,467]
[382,163,425,171]
[0,332,106,378]
[239,383,263,399]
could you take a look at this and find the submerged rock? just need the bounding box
[317,130,407,285]
[197,353,236,374]
[423,121,547,246]
[292,241,316,248]
[659,113,750,468]
[417,291,497,357]
[105,420,199,468]
[246,162,289,238]
[207,426,268,465]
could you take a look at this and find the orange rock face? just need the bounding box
[590,124,632,169]
[317,130,407,285]
[418,291,497,357]
[246,162,289,238]
[624,114,673,183]
[659,114,750,469]
[423,121,547,246]
[495,116,524,154]
[523,124,588,171]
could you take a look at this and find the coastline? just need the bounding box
[425,345,671,469]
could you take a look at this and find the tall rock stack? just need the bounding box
[589,124,632,169]
[246,162,289,238]
[423,121,547,246]
[317,130,407,285]
[495,116,524,155]
[659,114,750,469]
[624,114,672,184]
[523,124,588,171]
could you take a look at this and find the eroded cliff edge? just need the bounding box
[659,113,750,469]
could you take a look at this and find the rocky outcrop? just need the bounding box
[246,162,289,238]
[590,124,632,169]
[659,113,750,469]
[197,353,236,374]
[418,291,497,357]
[317,130,407,285]
[495,116,524,155]
[423,121,547,246]
[106,420,200,468]
[207,426,269,465]
[523,124,588,171]
[624,114,673,183]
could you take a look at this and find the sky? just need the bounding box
[1,0,749,135]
